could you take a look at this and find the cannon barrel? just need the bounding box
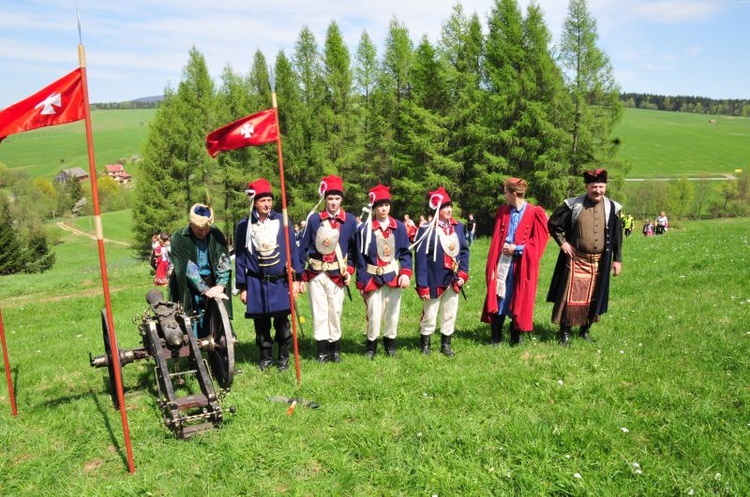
[146,289,184,348]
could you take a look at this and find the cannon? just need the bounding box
[90,289,236,438]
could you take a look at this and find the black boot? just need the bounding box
[579,326,591,341]
[440,334,455,357]
[316,340,330,363]
[275,317,292,371]
[559,327,571,347]
[277,341,290,371]
[365,339,378,360]
[258,346,273,371]
[383,337,397,357]
[329,340,342,363]
[490,315,505,346]
[420,334,431,355]
[509,326,523,347]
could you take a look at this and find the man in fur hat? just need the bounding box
[355,184,412,359]
[298,175,358,363]
[235,178,302,371]
[546,168,623,345]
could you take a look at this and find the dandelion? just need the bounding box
[620,350,625,354]
[558,379,564,386]
[417,432,423,437]
[621,427,629,433]
[631,462,642,474]
[574,473,582,479]
[715,473,722,481]
[688,489,695,495]
[564,454,571,459]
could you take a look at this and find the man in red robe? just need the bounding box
[481,178,549,346]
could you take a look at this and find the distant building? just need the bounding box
[104,164,132,184]
[54,167,89,183]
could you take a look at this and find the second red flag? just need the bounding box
[206,108,278,158]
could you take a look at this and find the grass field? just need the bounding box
[614,109,750,178]
[1,107,749,181]
[1,215,749,495]
[0,109,155,179]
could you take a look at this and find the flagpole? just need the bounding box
[78,39,135,472]
[269,69,302,387]
[0,307,18,417]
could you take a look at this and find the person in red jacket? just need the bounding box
[481,178,549,346]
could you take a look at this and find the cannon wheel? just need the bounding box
[100,309,123,409]
[205,297,235,389]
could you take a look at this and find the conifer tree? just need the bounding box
[558,0,623,189]
[132,47,217,253]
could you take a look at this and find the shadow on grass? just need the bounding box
[89,389,130,470]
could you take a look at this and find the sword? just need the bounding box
[267,395,320,409]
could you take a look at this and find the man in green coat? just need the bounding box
[169,203,232,336]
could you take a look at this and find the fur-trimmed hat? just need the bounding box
[504,177,528,194]
[583,168,608,184]
[189,203,214,228]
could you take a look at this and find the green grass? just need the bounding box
[1,217,749,494]
[0,109,155,178]
[614,109,750,178]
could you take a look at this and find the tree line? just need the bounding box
[622,93,750,117]
[130,0,623,253]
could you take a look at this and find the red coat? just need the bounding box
[481,203,549,331]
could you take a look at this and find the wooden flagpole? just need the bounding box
[269,68,302,386]
[77,18,136,472]
[0,307,18,417]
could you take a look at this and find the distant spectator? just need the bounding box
[643,219,654,236]
[622,212,635,237]
[466,213,476,246]
[655,211,668,235]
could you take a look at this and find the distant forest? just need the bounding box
[621,93,750,117]
[94,92,750,117]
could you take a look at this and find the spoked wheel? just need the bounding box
[101,309,124,409]
[204,297,235,389]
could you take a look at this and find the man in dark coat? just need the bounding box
[235,178,302,371]
[546,168,623,345]
[169,203,232,337]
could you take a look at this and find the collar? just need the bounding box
[374,216,397,231]
[321,209,347,223]
[438,217,458,227]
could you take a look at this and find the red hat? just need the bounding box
[245,178,273,199]
[368,184,391,206]
[583,168,608,184]
[428,187,452,210]
[319,175,344,197]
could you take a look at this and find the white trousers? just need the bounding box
[419,287,459,337]
[308,272,346,342]
[366,285,402,340]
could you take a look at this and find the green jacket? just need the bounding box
[168,224,232,319]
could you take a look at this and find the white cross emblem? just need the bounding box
[239,123,255,139]
[35,93,63,115]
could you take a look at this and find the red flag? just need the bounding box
[0,69,84,142]
[206,108,278,158]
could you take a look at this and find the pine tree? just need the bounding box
[558,0,623,190]
[131,47,217,254]
[0,195,27,275]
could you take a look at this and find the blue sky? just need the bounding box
[1,0,749,107]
